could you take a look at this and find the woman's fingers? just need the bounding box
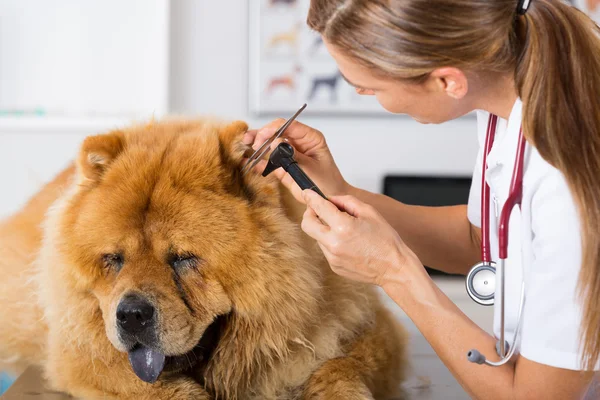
[250,119,286,150]
[300,188,415,287]
[303,190,346,227]
[328,195,369,218]
[243,140,327,204]
[249,119,327,155]
[301,206,331,241]
[242,129,258,146]
[243,120,348,201]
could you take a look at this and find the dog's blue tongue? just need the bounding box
[128,345,166,383]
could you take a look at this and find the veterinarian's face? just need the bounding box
[323,38,472,124]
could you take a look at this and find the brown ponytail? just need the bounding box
[308,0,600,369]
[515,1,600,369]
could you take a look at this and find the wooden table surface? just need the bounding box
[1,321,470,400]
[1,350,468,400]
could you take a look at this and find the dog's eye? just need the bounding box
[168,254,199,270]
[102,253,124,271]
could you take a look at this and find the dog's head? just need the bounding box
[52,119,321,384]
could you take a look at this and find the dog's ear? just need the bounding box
[217,120,249,164]
[77,131,125,182]
[216,120,283,204]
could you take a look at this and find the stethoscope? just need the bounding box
[465,114,528,367]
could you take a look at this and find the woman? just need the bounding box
[244,0,600,398]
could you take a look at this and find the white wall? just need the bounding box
[0,0,169,117]
[0,0,169,218]
[0,0,479,218]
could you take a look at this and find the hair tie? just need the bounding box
[517,0,532,15]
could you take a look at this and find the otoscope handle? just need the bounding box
[284,162,328,200]
[261,142,328,200]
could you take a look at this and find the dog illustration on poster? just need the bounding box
[307,70,342,103]
[250,0,390,114]
[266,23,302,54]
[265,66,302,96]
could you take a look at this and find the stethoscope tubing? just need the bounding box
[466,114,528,367]
[480,115,497,263]
[486,268,526,367]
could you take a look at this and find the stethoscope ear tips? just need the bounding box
[467,349,486,365]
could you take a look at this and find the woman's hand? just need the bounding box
[300,189,426,289]
[242,119,349,203]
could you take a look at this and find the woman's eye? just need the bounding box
[102,253,124,271]
[169,254,200,270]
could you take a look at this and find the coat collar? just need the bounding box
[485,99,523,196]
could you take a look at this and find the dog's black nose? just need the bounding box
[116,294,155,334]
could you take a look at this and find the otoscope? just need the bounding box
[262,142,328,200]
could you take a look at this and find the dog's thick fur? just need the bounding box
[0,119,408,399]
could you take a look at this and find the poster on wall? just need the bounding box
[248,0,600,117]
[248,0,387,116]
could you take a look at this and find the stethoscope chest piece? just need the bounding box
[466,263,496,306]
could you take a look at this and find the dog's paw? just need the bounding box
[145,378,210,400]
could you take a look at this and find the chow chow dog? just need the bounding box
[0,119,408,399]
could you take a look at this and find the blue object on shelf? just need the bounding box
[0,372,16,395]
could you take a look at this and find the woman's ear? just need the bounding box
[77,130,125,182]
[430,67,469,100]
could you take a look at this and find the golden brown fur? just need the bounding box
[0,119,407,399]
